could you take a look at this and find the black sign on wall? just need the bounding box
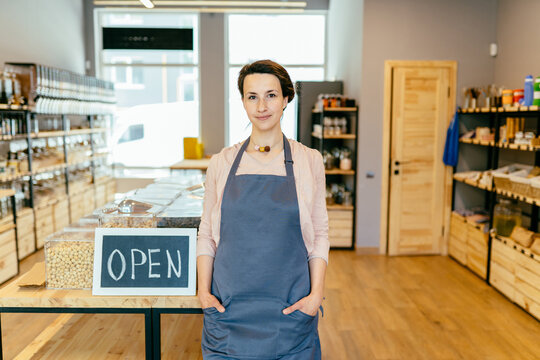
[103,27,193,50]
[93,228,197,296]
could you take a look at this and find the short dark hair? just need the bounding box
[237,59,295,103]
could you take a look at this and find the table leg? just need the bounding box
[144,309,153,360]
[152,309,162,360]
[0,313,3,360]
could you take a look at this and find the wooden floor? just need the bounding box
[1,251,539,359]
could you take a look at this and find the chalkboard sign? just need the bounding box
[93,228,197,296]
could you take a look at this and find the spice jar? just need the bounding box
[323,150,334,170]
[340,148,352,170]
[493,198,521,237]
[502,89,513,108]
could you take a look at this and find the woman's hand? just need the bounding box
[199,291,225,313]
[282,293,323,317]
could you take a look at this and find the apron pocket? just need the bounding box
[220,296,280,358]
[201,297,232,353]
[278,302,318,356]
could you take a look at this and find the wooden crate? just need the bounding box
[489,236,540,320]
[53,198,70,232]
[34,205,54,249]
[467,225,488,279]
[16,209,35,259]
[449,213,467,265]
[448,212,488,279]
[0,228,18,283]
[95,183,107,208]
[106,179,116,202]
[69,192,85,223]
[83,190,95,216]
[328,210,353,247]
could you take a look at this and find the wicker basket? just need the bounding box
[493,164,532,192]
[530,176,540,200]
[510,170,531,196]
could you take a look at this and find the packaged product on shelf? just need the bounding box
[98,199,161,228]
[509,226,535,248]
[44,229,95,289]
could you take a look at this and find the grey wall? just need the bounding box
[494,0,540,88]
[328,0,498,248]
[200,13,226,155]
[0,0,85,72]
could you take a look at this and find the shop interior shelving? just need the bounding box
[451,105,540,320]
[311,106,358,249]
[0,107,114,268]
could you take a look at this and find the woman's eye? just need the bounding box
[268,93,276,98]
[248,95,256,100]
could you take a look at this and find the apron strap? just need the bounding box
[282,133,294,178]
[227,134,294,181]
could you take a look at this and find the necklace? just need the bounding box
[252,138,282,153]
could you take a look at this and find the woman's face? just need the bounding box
[242,73,288,133]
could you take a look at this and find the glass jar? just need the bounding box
[340,148,352,170]
[323,150,334,170]
[493,198,522,237]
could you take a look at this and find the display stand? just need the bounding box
[311,106,358,249]
[451,105,540,320]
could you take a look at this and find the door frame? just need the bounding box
[379,60,457,255]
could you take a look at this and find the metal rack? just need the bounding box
[453,106,540,282]
[0,106,112,258]
[311,106,358,249]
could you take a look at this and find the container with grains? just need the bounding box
[45,229,95,289]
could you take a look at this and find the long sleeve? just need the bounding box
[197,155,219,258]
[307,150,330,263]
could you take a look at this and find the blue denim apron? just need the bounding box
[202,134,321,359]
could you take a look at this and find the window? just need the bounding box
[118,124,144,144]
[96,11,199,167]
[227,14,326,146]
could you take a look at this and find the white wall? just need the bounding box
[0,0,85,72]
[494,0,540,88]
[328,0,498,249]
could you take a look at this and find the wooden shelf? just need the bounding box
[325,169,355,175]
[312,132,356,140]
[0,104,28,111]
[459,138,495,146]
[30,128,107,139]
[312,107,358,113]
[32,163,67,175]
[0,189,15,199]
[453,175,540,204]
[327,204,354,210]
[459,138,540,152]
[459,105,539,114]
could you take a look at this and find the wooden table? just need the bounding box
[169,158,211,172]
[0,278,202,359]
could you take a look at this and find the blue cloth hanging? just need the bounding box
[443,109,459,167]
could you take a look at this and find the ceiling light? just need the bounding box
[139,0,155,8]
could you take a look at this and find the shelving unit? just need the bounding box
[451,106,540,320]
[311,106,358,249]
[0,107,115,268]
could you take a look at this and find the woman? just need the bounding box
[197,59,329,359]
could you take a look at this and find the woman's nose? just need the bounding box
[257,99,267,112]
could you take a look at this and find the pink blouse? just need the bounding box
[197,138,330,263]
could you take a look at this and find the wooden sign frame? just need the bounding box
[93,228,197,296]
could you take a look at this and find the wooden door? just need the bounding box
[387,65,453,255]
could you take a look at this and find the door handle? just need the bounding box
[394,160,412,166]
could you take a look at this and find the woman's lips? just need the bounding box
[256,115,271,121]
